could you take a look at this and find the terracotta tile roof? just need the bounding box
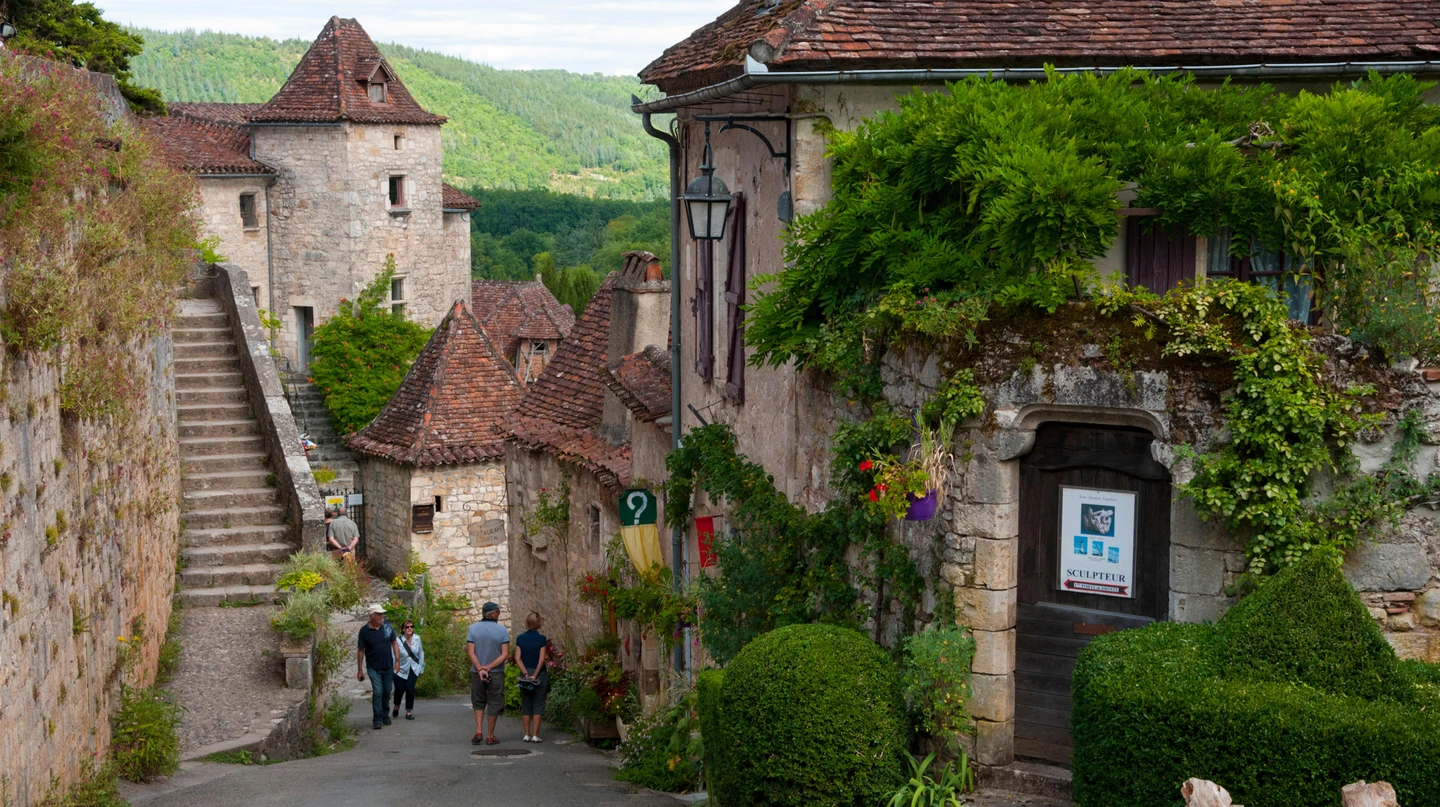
[508,420,633,493]
[442,184,481,211]
[249,17,445,125]
[346,301,523,466]
[640,0,1440,93]
[169,103,265,126]
[605,345,672,424]
[140,114,274,176]
[471,279,576,363]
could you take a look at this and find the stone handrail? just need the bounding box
[212,263,326,551]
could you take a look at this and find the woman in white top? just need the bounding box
[392,619,425,720]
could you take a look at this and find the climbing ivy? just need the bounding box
[664,423,922,664]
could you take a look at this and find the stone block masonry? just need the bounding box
[0,340,180,806]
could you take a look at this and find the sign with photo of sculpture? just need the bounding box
[1058,486,1136,598]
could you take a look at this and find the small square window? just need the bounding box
[239,193,257,228]
[369,82,387,103]
[391,277,405,302]
[434,495,444,513]
[588,504,601,553]
[388,176,406,209]
[392,303,406,318]
[393,133,403,150]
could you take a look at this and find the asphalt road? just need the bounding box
[120,695,683,807]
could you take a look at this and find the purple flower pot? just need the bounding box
[904,490,939,521]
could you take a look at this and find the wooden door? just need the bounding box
[1016,423,1171,766]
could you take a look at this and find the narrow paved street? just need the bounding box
[120,695,681,807]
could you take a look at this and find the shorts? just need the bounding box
[470,668,506,715]
[519,670,549,716]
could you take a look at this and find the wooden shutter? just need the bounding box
[694,237,714,381]
[723,193,747,404]
[1125,217,1196,293]
[411,503,434,534]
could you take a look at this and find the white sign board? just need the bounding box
[1058,486,1136,598]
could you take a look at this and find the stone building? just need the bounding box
[634,0,1440,776]
[145,17,479,372]
[472,278,576,384]
[503,252,672,683]
[346,301,523,613]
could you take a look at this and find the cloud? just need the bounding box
[99,0,734,75]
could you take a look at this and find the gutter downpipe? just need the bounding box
[631,60,1440,115]
[637,98,687,678]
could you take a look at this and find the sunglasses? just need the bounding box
[403,624,415,630]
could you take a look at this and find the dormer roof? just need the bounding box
[346,301,523,466]
[249,17,445,125]
[471,279,575,362]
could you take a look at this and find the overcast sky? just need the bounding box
[98,0,735,75]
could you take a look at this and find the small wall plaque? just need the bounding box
[411,503,434,534]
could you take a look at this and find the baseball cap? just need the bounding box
[482,601,500,614]
[367,603,387,615]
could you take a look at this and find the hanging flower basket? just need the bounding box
[904,489,940,521]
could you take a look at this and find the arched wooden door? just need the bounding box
[1016,423,1171,766]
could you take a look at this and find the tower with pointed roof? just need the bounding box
[345,300,523,613]
[145,17,480,373]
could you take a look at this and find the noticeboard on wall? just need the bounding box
[1057,486,1136,598]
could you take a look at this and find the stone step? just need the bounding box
[184,505,286,530]
[175,356,241,374]
[177,387,249,406]
[182,452,268,475]
[178,419,260,439]
[176,371,244,390]
[174,327,233,345]
[182,487,280,511]
[180,563,284,589]
[182,468,273,493]
[179,435,267,457]
[177,584,278,608]
[177,313,229,329]
[182,542,294,568]
[175,342,238,360]
[182,524,290,548]
[178,403,253,423]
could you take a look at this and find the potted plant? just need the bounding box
[859,419,953,521]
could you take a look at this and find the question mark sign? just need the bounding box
[627,491,649,525]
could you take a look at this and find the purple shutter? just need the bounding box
[1126,217,1196,293]
[694,236,714,381]
[723,193,747,403]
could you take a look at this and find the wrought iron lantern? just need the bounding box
[680,155,732,242]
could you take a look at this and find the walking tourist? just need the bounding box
[466,601,509,745]
[357,603,399,730]
[514,611,550,743]
[328,506,360,557]
[393,619,424,720]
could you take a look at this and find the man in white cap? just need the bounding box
[357,603,400,730]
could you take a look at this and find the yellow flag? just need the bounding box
[619,489,663,580]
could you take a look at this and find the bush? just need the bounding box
[111,685,181,782]
[1072,555,1440,807]
[270,589,330,641]
[38,762,125,807]
[546,671,580,733]
[308,255,433,434]
[709,624,904,807]
[616,687,703,793]
[900,624,976,743]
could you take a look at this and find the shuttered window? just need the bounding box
[1125,217,1196,294]
[723,192,747,403]
[694,235,714,381]
[411,504,434,534]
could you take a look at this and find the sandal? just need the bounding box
[485,736,500,745]
[405,713,414,720]
[471,733,483,745]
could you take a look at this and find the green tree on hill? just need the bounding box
[6,0,165,112]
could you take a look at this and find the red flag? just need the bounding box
[696,516,717,568]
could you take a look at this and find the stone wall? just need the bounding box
[358,457,412,581]
[0,339,180,806]
[411,461,509,618]
[197,178,272,309]
[251,122,469,369]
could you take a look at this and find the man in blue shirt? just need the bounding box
[466,602,509,744]
[357,603,400,729]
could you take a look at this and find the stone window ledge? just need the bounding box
[389,207,412,217]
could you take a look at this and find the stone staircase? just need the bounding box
[176,299,296,605]
[286,380,358,487]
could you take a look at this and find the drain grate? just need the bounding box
[471,748,532,757]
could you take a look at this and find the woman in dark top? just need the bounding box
[513,611,549,743]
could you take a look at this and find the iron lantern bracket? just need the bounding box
[693,114,791,175]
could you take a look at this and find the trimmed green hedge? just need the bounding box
[1073,555,1440,807]
[696,667,726,799]
[708,624,904,807]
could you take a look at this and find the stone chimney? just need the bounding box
[600,251,669,445]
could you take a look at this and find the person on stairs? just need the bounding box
[393,619,424,720]
[357,603,400,730]
[466,602,509,745]
[328,506,360,558]
[514,611,549,743]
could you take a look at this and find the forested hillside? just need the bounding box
[127,28,668,199]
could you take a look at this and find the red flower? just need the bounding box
[858,459,873,472]
[877,484,888,492]
[868,488,879,502]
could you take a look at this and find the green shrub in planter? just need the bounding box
[1072,554,1440,807]
[710,624,904,807]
